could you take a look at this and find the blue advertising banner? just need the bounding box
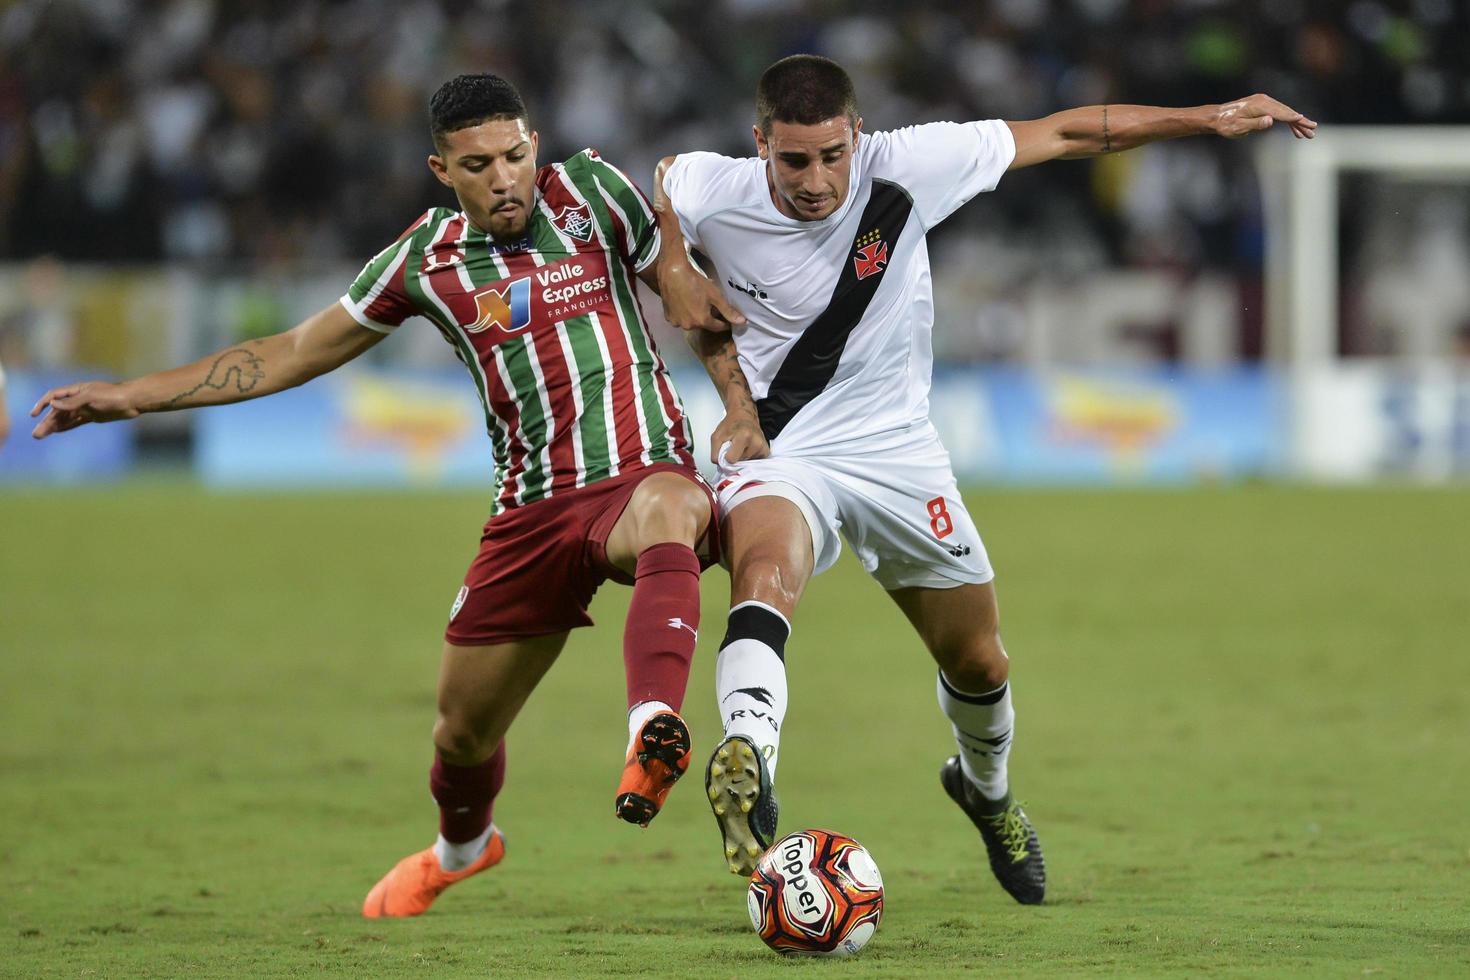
[196,369,497,488]
[932,367,1282,482]
[0,372,135,483]
[192,366,1282,488]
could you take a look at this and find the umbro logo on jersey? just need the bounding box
[947,543,972,558]
[852,228,889,280]
[467,277,532,334]
[425,247,463,271]
[551,203,594,243]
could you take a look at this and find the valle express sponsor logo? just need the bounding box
[536,260,608,308]
[463,256,613,338]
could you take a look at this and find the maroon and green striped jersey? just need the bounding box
[339,149,695,513]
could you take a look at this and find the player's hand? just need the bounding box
[30,381,140,438]
[1212,95,1317,140]
[712,413,769,465]
[658,261,746,333]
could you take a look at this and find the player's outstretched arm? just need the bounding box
[1006,94,1317,170]
[649,155,745,333]
[686,327,768,464]
[30,302,385,439]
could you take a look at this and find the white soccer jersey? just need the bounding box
[664,120,1015,455]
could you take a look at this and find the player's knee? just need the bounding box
[936,629,1009,691]
[629,475,709,547]
[432,714,495,765]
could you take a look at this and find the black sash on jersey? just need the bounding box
[755,178,914,441]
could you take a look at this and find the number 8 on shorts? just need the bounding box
[926,496,953,540]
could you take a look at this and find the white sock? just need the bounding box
[434,821,495,872]
[627,699,674,750]
[715,600,790,779]
[937,672,1014,801]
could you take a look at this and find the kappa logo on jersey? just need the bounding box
[852,227,889,280]
[551,203,594,243]
[467,277,533,334]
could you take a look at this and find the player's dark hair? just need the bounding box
[755,55,857,134]
[429,74,528,147]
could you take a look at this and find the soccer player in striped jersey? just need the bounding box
[30,74,746,918]
[653,55,1315,901]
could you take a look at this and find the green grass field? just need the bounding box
[2,483,1468,977]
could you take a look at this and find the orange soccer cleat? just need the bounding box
[361,827,506,918]
[614,711,692,827]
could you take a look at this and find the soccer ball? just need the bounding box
[746,829,884,957]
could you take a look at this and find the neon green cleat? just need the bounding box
[940,755,1046,904]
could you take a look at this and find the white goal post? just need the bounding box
[1257,125,1470,365]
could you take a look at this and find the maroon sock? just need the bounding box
[623,542,702,711]
[429,743,506,843]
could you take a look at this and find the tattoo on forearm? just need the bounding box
[1102,105,1111,153]
[715,348,753,407]
[698,333,754,410]
[163,348,266,409]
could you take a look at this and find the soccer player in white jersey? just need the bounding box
[652,55,1316,902]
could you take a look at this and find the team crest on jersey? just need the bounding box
[852,227,889,280]
[467,277,532,334]
[551,203,594,243]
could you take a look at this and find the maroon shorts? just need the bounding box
[443,463,719,647]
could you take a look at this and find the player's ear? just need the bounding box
[852,116,863,146]
[529,130,539,161]
[427,154,454,188]
[753,124,769,160]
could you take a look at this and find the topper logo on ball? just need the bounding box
[779,834,832,934]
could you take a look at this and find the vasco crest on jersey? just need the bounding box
[551,203,595,243]
[852,227,889,280]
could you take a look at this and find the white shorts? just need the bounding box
[715,423,994,591]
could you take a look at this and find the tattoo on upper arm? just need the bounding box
[163,348,266,409]
[1102,105,1111,153]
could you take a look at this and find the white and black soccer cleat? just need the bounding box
[705,734,779,876]
[941,755,1046,904]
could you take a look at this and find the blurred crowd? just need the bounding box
[4,0,1466,264]
[2,0,1468,365]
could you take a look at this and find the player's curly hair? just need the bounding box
[756,55,857,135]
[430,74,528,147]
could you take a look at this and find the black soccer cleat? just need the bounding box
[705,735,779,875]
[941,755,1046,905]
